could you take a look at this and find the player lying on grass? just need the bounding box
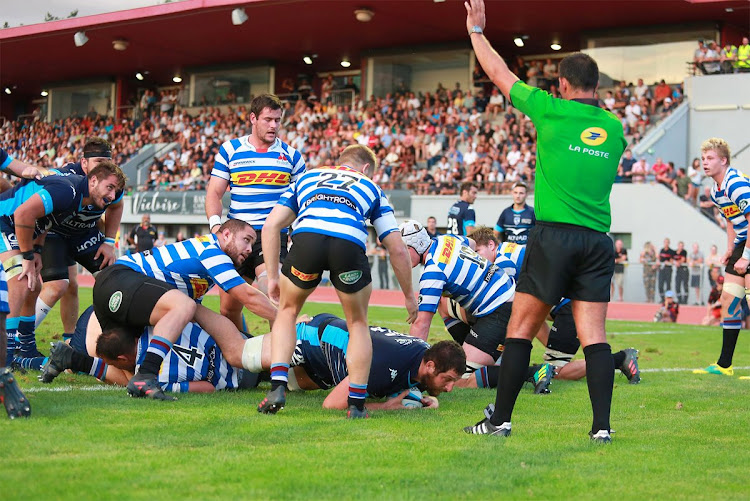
[448,230,641,388]
[41,307,464,408]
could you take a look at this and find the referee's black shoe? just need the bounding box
[463,417,511,436]
[589,429,612,444]
[0,367,31,419]
[258,385,286,414]
[127,372,176,401]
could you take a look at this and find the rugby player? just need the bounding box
[693,138,750,380]
[493,182,535,244]
[402,221,516,374]
[259,144,417,418]
[34,138,124,346]
[464,0,627,442]
[446,182,478,236]
[92,218,277,400]
[206,93,306,330]
[1,161,125,368]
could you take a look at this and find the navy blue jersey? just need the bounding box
[46,162,123,238]
[292,313,429,398]
[71,305,96,354]
[0,174,88,237]
[495,204,536,244]
[446,200,475,236]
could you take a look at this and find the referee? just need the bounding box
[463,0,626,443]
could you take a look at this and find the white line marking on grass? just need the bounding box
[23,385,121,393]
[608,330,702,335]
[641,366,750,373]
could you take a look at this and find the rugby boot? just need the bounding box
[39,342,74,383]
[463,417,511,436]
[127,372,176,401]
[257,385,286,414]
[692,363,733,376]
[483,403,495,420]
[346,405,370,419]
[0,367,31,419]
[620,348,641,384]
[589,429,612,444]
[532,363,556,394]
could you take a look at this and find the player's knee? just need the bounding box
[723,282,745,318]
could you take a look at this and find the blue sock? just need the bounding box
[270,363,289,390]
[348,383,368,410]
[90,358,108,381]
[14,355,48,371]
[5,317,18,366]
[17,315,38,358]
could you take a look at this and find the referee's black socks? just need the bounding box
[583,343,614,434]
[489,338,532,426]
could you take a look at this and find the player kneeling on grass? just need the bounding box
[694,138,750,378]
[259,145,417,418]
[451,230,640,388]
[91,219,277,400]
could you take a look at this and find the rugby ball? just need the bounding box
[401,388,424,408]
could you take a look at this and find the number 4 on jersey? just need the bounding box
[172,344,203,367]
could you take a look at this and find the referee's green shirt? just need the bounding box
[510,81,626,233]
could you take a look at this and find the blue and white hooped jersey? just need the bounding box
[292,313,429,398]
[0,174,87,237]
[495,242,527,280]
[116,234,245,299]
[279,165,398,251]
[135,322,240,392]
[0,267,9,314]
[212,136,305,230]
[418,235,515,317]
[712,167,750,244]
[47,162,124,237]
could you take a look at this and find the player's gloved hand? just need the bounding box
[95,242,117,269]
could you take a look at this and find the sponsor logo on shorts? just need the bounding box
[438,237,455,264]
[231,171,290,186]
[338,270,362,285]
[723,205,740,218]
[496,344,504,353]
[291,266,319,282]
[109,291,123,313]
[580,127,608,146]
[189,277,210,298]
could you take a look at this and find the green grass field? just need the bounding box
[5,288,750,500]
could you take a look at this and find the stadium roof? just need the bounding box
[0,0,747,102]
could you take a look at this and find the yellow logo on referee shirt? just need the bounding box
[580,127,608,146]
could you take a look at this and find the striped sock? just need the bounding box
[90,357,108,381]
[348,383,368,410]
[139,336,172,376]
[14,355,48,370]
[475,365,500,389]
[270,363,290,391]
[17,315,38,357]
[5,317,18,366]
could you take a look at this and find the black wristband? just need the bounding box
[33,245,43,254]
[21,250,35,261]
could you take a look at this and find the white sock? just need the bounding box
[35,298,53,328]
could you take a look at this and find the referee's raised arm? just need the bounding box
[464,0,519,100]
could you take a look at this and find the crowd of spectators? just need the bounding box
[1,59,685,195]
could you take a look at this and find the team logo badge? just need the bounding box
[739,200,748,212]
[513,215,521,225]
[580,127,608,146]
[291,266,319,281]
[109,291,123,313]
[338,270,362,285]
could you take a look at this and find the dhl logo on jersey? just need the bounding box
[189,277,210,298]
[438,237,456,264]
[231,171,290,186]
[722,205,741,218]
[196,235,211,243]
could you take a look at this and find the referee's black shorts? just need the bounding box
[517,222,614,305]
[282,233,371,294]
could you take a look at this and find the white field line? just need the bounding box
[22,366,750,392]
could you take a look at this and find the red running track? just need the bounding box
[77,275,707,325]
